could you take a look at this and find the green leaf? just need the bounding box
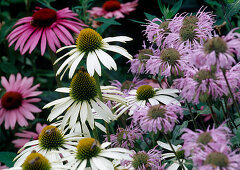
[170,0,183,16]
[95,17,121,34]
[128,19,146,24]
[0,19,17,43]
[172,121,188,140]
[225,0,240,19]
[144,12,158,21]
[0,152,16,167]
[197,106,211,115]
[0,61,18,74]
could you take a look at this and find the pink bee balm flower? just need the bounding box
[0,73,42,129]
[108,124,143,149]
[88,0,138,19]
[7,7,86,56]
[146,44,189,77]
[133,104,183,134]
[12,123,47,148]
[192,142,240,170]
[121,148,165,170]
[191,29,240,70]
[173,68,228,104]
[181,123,231,157]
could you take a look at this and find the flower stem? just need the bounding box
[94,72,111,142]
[48,47,62,88]
[92,126,99,141]
[222,69,240,117]
[162,133,185,170]
[186,101,197,130]
[206,100,218,125]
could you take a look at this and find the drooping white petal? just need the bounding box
[103,36,132,43]
[92,51,102,76]
[157,141,179,151]
[77,159,87,170]
[92,157,114,170]
[55,87,70,93]
[54,48,78,64]
[43,96,71,109]
[86,52,95,76]
[80,101,88,123]
[154,95,181,106]
[69,52,85,78]
[56,45,76,53]
[102,44,132,60]
[95,49,117,70]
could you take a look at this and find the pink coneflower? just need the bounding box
[190,29,240,69]
[121,149,165,170]
[0,73,42,129]
[146,44,189,77]
[12,123,47,148]
[173,68,228,104]
[192,142,240,170]
[88,0,138,19]
[165,7,214,49]
[108,124,143,149]
[7,7,86,55]
[181,123,231,157]
[133,104,183,134]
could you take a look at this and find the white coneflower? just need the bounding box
[13,125,81,167]
[55,28,133,78]
[43,70,126,131]
[8,151,70,170]
[115,85,180,116]
[63,137,132,170]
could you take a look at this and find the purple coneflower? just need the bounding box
[88,0,138,19]
[0,73,42,129]
[7,7,86,55]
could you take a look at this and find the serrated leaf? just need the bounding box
[0,152,16,167]
[225,0,240,19]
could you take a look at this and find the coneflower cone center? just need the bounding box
[204,152,229,168]
[176,149,185,160]
[197,132,213,145]
[39,125,64,150]
[76,28,103,53]
[204,37,228,55]
[76,138,101,160]
[147,104,166,119]
[161,48,180,66]
[1,91,22,110]
[117,129,128,143]
[180,24,197,42]
[138,49,153,62]
[22,151,51,170]
[103,0,121,12]
[70,70,97,101]
[193,70,216,83]
[32,8,57,27]
[183,16,199,25]
[132,152,150,170]
[136,85,155,100]
[121,80,134,91]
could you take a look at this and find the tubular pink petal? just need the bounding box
[41,28,47,56]
[53,26,71,45]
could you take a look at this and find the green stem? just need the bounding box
[207,100,218,125]
[92,126,99,141]
[162,133,185,170]
[94,72,111,142]
[48,47,62,88]
[222,69,240,117]
[224,100,238,129]
[186,101,198,130]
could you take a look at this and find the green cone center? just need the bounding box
[147,104,166,119]
[76,28,103,53]
[197,132,213,145]
[180,24,198,42]
[132,152,150,170]
[160,48,180,66]
[136,85,155,101]
[70,70,98,102]
[76,138,101,160]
